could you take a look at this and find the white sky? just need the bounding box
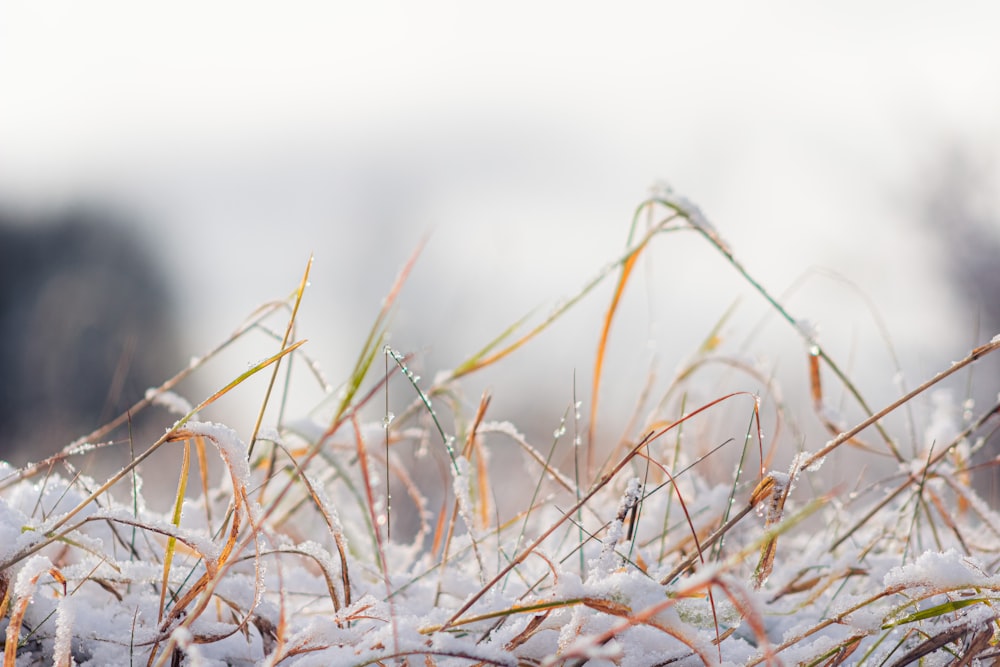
[2,2,999,434]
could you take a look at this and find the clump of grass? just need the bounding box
[1,190,999,666]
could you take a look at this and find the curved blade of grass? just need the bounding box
[386,346,457,472]
[646,194,905,461]
[280,454,350,610]
[883,597,989,629]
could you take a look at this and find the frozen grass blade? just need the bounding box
[386,345,457,471]
[277,458,350,610]
[642,193,905,460]
[194,435,212,528]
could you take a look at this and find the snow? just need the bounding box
[53,597,75,667]
[146,388,195,417]
[923,389,960,450]
[0,383,996,666]
[0,397,995,665]
[13,554,53,600]
[883,549,991,590]
[451,456,477,538]
[177,420,252,492]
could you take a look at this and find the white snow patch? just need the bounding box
[180,421,251,490]
[14,554,53,598]
[452,456,477,537]
[924,389,959,450]
[54,596,76,667]
[146,388,194,416]
[883,549,990,590]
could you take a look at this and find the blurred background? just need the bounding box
[0,2,998,495]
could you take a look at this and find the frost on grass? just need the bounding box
[883,549,992,591]
[146,387,195,417]
[2,385,998,665]
[179,420,252,488]
[4,198,1000,665]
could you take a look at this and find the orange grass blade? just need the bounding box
[430,493,449,558]
[588,246,642,479]
[462,392,493,530]
[808,349,823,409]
[194,436,212,528]
[4,564,59,667]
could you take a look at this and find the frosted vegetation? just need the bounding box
[2,192,1000,666]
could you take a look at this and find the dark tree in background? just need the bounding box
[0,207,180,466]
[919,147,1000,497]
[922,149,1000,337]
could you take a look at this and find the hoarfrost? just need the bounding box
[146,387,194,416]
[53,596,75,667]
[924,389,959,449]
[883,549,990,589]
[14,554,53,598]
[806,455,825,472]
[590,477,641,577]
[452,456,477,537]
[180,421,251,490]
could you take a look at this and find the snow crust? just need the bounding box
[1,410,998,666]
